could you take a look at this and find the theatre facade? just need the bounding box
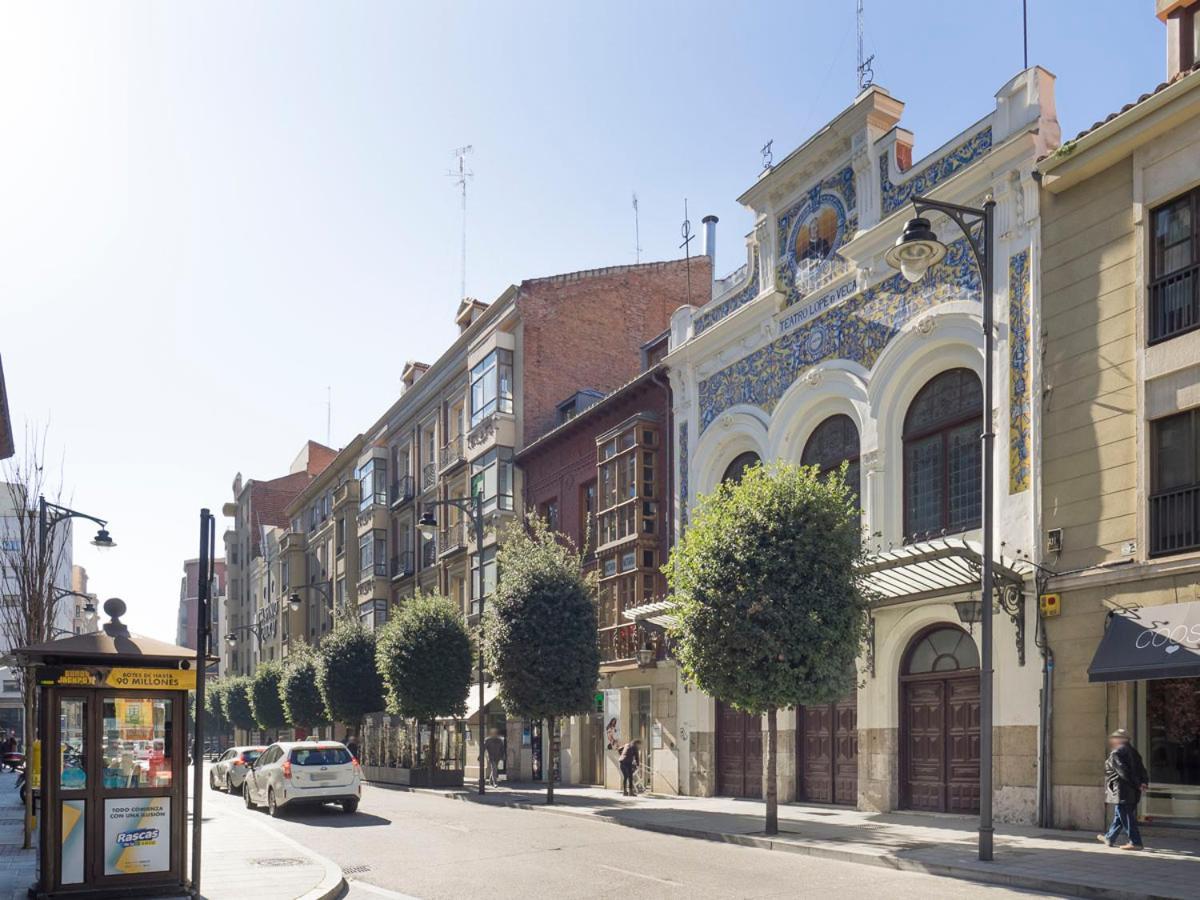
[659,67,1060,821]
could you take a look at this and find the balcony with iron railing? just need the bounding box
[420,462,438,494]
[439,434,465,472]
[390,551,415,580]
[597,622,666,666]
[438,521,467,557]
[1150,484,1200,557]
[1150,263,1200,344]
[389,475,414,508]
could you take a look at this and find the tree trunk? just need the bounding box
[545,717,554,805]
[765,707,778,835]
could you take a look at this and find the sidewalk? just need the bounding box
[0,769,343,900]
[376,780,1200,900]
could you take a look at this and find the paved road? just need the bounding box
[202,778,1065,899]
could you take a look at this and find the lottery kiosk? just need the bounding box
[17,599,197,899]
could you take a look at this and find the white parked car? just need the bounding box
[243,741,361,816]
[209,745,266,792]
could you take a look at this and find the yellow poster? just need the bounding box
[105,668,195,690]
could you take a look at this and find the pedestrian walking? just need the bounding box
[1098,728,1149,850]
[482,728,504,787]
[618,739,641,796]
[344,734,359,760]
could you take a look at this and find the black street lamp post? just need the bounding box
[887,194,997,862]
[417,494,487,795]
[31,497,114,849]
[224,623,265,649]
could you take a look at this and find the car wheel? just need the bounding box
[209,771,217,791]
[243,783,255,809]
[341,799,358,814]
[267,788,282,818]
[226,775,233,794]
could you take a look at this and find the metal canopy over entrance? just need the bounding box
[857,538,1033,606]
[623,599,677,629]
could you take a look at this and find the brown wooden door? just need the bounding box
[902,674,979,814]
[832,697,859,805]
[945,675,981,813]
[717,701,762,799]
[797,695,858,805]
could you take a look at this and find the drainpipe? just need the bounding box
[1034,574,1054,828]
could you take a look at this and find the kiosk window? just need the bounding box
[59,698,86,790]
[102,698,173,789]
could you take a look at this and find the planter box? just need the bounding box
[363,765,464,788]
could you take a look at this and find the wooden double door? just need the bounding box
[902,672,981,813]
[716,701,762,799]
[797,695,858,805]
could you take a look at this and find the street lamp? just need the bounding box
[887,193,997,862]
[416,494,488,795]
[224,623,264,648]
[288,581,333,614]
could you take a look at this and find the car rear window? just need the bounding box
[290,747,352,766]
[241,750,262,763]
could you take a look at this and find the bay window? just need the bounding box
[357,458,388,510]
[470,546,497,616]
[470,447,514,516]
[470,348,514,427]
[358,529,387,578]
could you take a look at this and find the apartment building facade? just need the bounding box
[1037,0,1200,831]
[515,335,678,792]
[221,440,335,676]
[175,557,227,662]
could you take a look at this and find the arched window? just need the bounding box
[796,207,839,265]
[903,368,983,540]
[722,452,760,485]
[903,626,980,675]
[801,414,861,500]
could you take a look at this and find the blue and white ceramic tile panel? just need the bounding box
[1008,249,1031,494]
[678,421,689,530]
[693,248,760,336]
[775,164,858,308]
[879,127,993,216]
[698,236,980,433]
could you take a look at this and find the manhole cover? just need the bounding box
[253,857,308,868]
[344,865,372,875]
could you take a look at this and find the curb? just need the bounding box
[239,812,346,900]
[369,782,1185,900]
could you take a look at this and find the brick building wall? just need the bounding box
[520,376,672,554]
[516,256,709,446]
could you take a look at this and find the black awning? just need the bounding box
[1088,602,1200,683]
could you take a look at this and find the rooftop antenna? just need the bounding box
[446,145,474,300]
[632,192,643,263]
[1022,0,1029,69]
[856,0,875,92]
[680,199,695,306]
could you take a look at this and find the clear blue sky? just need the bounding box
[0,1,1166,641]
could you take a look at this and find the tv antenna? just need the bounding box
[680,199,695,306]
[856,1,875,92]
[632,193,643,263]
[446,145,474,299]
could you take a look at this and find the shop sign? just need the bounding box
[106,668,196,690]
[603,689,621,750]
[60,800,85,884]
[39,666,196,690]
[104,797,170,875]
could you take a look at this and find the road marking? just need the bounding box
[347,879,421,900]
[595,863,681,887]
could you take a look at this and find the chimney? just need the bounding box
[1160,0,1199,78]
[701,215,718,269]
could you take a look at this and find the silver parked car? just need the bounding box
[243,741,361,816]
[209,745,266,792]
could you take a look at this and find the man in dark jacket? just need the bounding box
[618,739,641,796]
[1098,729,1149,849]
